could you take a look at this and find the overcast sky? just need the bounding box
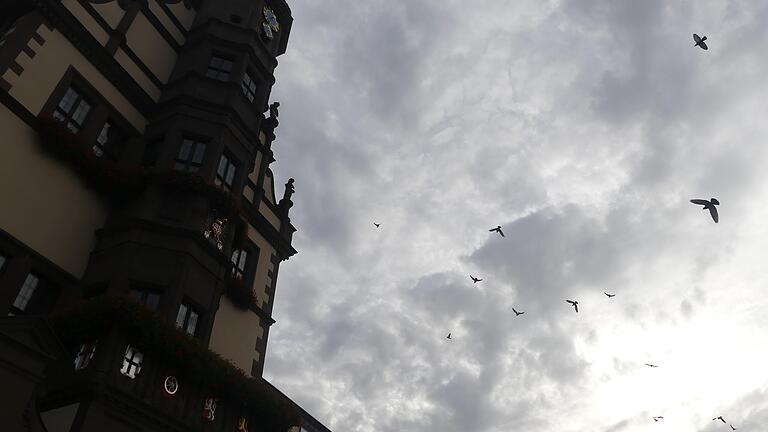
[262,1,768,431]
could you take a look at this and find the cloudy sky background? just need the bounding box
[262,1,768,431]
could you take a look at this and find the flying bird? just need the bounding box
[512,307,525,316]
[652,416,664,422]
[730,425,737,431]
[566,300,579,313]
[690,198,720,223]
[489,225,505,237]
[373,222,381,228]
[693,33,708,50]
[645,363,659,368]
[446,333,452,340]
[604,292,616,298]
[713,416,726,424]
[470,275,483,283]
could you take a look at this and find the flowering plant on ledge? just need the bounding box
[225,277,258,311]
[34,116,245,223]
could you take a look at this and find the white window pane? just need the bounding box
[192,143,206,164]
[71,100,91,125]
[97,122,110,145]
[175,304,188,328]
[57,88,79,113]
[178,139,192,160]
[13,274,39,311]
[186,310,198,335]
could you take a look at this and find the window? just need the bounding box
[231,249,248,280]
[74,341,98,370]
[206,56,233,81]
[0,254,6,272]
[174,138,206,173]
[93,121,121,160]
[52,87,91,133]
[11,273,39,314]
[241,72,258,102]
[175,302,200,336]
[128,287,160,310]
[215,153,237,191]
[120,345,143,379]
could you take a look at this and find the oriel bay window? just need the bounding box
[215,153,237,191]
[52,86,91,133]
[174,138,206,173]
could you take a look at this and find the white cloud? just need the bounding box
[264,1,768,431]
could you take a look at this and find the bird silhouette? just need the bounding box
[693,33,708,50]
[690,198,720,223]
[373,222,381,228]
[446,333,452,340]
[512,307,525,316]
[645,363,659,368]
[713,416,726,424]
[489,226,505,237]
[565,300,579,313]
[470,275,483,283]
[730,425,737,430]
[604,292,616,298]
[652,416,664,422]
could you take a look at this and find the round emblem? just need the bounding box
[164,376,179,395]
[263,6,280,32]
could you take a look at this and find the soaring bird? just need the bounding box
[446,333,452,340]
[713,416,726,424]
[730,425,737,431]
[489,226,505,237]
[470,275,483,284]
[604,292,616,298]
[512,307,525,317]
[653,416,664,422]
[566,300,579,313]
[645,363,659,368]
[693,33,708,50]
[373,222,381,228]
[690,198,720,223]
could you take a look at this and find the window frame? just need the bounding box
[230,248,248,280]
[175,301,200,337]
[93,120,122,160]
[240,70,258,103]
[52,86,92,133]
[174,137,207,173]
[214,152,238,191]
[206,55,234,82]
[128,285,161,310]
[10,273,40,315]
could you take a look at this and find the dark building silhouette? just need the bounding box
[0,1,329,431]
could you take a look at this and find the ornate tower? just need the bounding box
[0,1,327,431]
